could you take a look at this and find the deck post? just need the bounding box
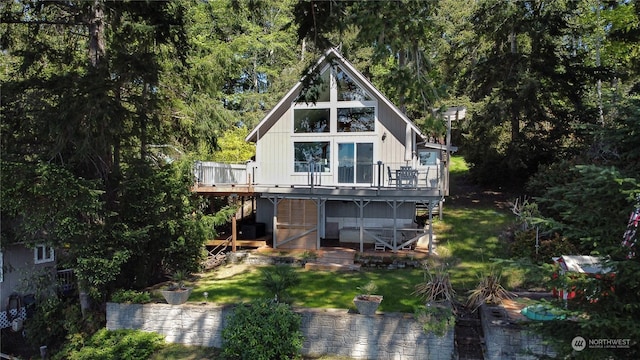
[359,199,364,253]
[393,200,398,252]
[428,200,434,254]
[316,198,322,249]
[232,214,237,252]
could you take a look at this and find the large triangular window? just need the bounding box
[336,67,372,101]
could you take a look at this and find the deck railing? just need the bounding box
[194,161,255,186]
[194,160,444,190]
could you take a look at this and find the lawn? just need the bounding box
[187,266,427,313]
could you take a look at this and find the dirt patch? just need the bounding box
[448,173,517,211]
[206,262,255,279]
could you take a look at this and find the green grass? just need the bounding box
[433,207,512,290]
[149,343,221,360]
[449,154,470,175]
[188,266,426,313]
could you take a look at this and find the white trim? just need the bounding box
[34,244,55,264]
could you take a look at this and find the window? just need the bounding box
[294,142,330,172]
[294,108,330,133]
[337,107,375,132]
[338,143,373,183]
[336,67,372,101]
[295,69,330,103]
[34,244,55,264]
[418,150,438,166]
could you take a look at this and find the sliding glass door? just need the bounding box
[337,143,373,184]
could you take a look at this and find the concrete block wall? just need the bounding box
[106,303,454,360]
[480,305,557,360]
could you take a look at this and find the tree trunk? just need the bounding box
[88,0,105,68]
[79,0,107,317]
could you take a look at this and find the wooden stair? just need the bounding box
[304,248,361,271]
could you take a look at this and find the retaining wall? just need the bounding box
[106,302,454,360]
[480,305,557,360]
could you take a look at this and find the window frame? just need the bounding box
[34,244,55,264]
[293,141,331,173]
[292,65,377,136]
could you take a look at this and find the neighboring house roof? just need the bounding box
[419,141,459,153]
[246,47,424,143]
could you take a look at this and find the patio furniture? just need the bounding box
[387,166,396,186]
[396,166,418,188]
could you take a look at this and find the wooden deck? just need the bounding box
[206,239,267,248]
[193,184,255,196]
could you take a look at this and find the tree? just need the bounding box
[1,0,198,315]
[460,0,601,185]
[292,0,449,135]
[525,95,640,358]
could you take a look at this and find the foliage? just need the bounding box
[25,296,103,357]
[530,164,637,255]
[534,259,640,358]
[259,265,301,304]
[0,161,103,248]
[357,280,378,296]
[168,270,190,291]
[508,229,578,264]
[114,159,208,289]
[55,329,164,360]
[110,289,151,304]
[211,126,255,163]
[466,270,513,311]
[412,264,455,304]
[24,296,72,352]
[414,303,456,337]
[221,299,303,360]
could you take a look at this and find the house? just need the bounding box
[1,242,75,332]
[551,255,614,301]
[194,48,462,253]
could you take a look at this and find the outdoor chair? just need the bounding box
[387,166,396,186]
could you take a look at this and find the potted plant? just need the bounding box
[353,281,383,315]
[160,270,193,305]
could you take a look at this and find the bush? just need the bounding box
[110,289,151,304]
[24,296,82,353]
[508,229,577,263]
[56,329,164,360]
[415,304,456,337]
[222,299,303,360]
[259,265,300,304]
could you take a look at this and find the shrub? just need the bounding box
[466,270,513,310]
[110,289,151,304]
[57,329,164,360]
[508,229,578,263]
[24,296,85,353]
[415,304,456,336]
[259,265,300,303]
[222,299,303,360]
[412,265,455,304]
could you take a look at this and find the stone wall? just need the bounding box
[106,303,454,360]
[480,305,556,360]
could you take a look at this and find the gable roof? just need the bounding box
[246,48,424,142]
